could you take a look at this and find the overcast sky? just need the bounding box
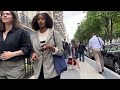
[63,11,86,40]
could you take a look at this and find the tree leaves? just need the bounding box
[74,11,120,44]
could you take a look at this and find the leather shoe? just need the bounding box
[99,72,102,74]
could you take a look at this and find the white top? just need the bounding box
[39,29,58,54]
[88,35,104,49]
[39,29,49,42]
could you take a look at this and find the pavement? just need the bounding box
[29,56,120,79]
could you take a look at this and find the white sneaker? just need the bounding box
[69,67,72,70]
[76,68,80,71]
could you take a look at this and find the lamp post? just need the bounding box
[77,23,80,29]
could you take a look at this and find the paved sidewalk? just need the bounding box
[29,56,120,79]
[61,60,105,79]
[29,57,105,79]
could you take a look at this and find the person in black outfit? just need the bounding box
[78,41,86,62]
[64,42,71,64]
[0,11,32,79]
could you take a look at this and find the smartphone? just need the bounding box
[40,41,45,44]
[39,41,45,51]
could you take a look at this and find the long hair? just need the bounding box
[32,12,53,31]
[71,39,77,48]
[0,11,20,31]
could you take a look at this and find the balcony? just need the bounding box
[19,13,32,28]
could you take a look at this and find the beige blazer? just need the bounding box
[30,29,64,79]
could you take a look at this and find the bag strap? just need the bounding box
[97,37,102,46]
[97,37,105,50]
[53,31,56,47]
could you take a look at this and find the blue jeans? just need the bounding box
[79,52,84,61]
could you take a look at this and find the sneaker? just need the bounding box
[76,68,80,71]
[69,67,72,70]
[99,72,102,74]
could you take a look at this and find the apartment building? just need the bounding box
[53,11,70,42]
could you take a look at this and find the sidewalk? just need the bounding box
[29,57,105,79]
[61,59,105,79]
[29,75,35,79]
[29,56,120,79]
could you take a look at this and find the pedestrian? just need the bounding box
[30,12,64,79]
[88,33,104,74]
[70,39,80,70]
[0,11,32,79]
[78,41,86,62]
[64,42,71,64]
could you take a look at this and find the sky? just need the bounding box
[63,11,86,40]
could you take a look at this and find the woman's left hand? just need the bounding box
[0,51,15,60]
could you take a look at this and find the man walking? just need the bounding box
[78,41,86,62]
[88,33,104,74]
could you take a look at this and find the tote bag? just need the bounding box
[53,31,67,75]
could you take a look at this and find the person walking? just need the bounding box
[0,11,32,79]
[30,12,64,79]
[64,42,71,64]
[88,33,104,74]
[70,40,80,70]
[78,41,86,62]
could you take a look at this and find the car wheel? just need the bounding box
[114,61,120,75]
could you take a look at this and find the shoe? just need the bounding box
[99,72,102,74]
[76,68,80,71]
[69,67,72,70]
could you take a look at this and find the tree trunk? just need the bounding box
[104,28,107,44]
[104,16,110,44]
[110,19,113,44]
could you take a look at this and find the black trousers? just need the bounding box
[38,65,60,80]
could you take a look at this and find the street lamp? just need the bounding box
[77,23,80,29]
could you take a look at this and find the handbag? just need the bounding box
[53,31,67,75]
[97,37,106,55]
[67,56,76,65]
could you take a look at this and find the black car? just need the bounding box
[103,43,120,74]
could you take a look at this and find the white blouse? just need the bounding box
[39,29,58,54]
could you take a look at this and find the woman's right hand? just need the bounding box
[30,53,38,61]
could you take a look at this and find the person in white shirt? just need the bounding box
[88,33,104,74]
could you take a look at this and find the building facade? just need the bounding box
[53,11,70,42]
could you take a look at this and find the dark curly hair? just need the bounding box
[0,11,20,31]
[32,12,53,31]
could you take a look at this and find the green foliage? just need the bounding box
[74,11,120,44]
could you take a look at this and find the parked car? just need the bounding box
[103,43,120,74]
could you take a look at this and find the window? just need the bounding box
[105,45,111,51]
[118,45,120,50]
[110,45,118,51]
